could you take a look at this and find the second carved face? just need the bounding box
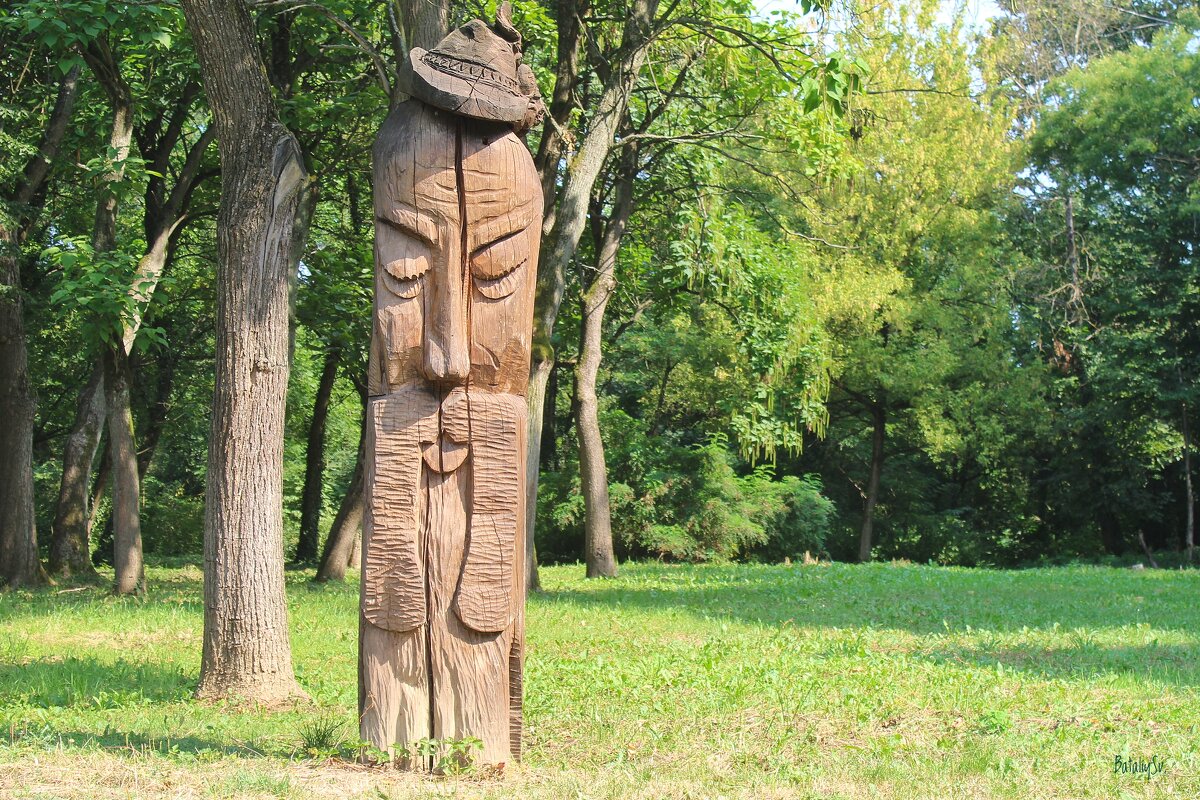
[369,100,541,398]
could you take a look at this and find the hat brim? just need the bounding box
[409,47,528,125]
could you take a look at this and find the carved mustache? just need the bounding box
[364,384,525,635]
[421,389,472,474]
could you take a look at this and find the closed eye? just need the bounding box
[471,229,529,281]
[471,226,530,300]
[382,270,422,299]
[473,268,524,300]
[377,216,430,299]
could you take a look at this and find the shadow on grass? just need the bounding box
[535,563,1200,685]
[917,641,1200,686]
[0,657,192,708]
[4,727,275,759]
[536,563,1200,633]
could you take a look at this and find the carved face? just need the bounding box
[370,100,541,398]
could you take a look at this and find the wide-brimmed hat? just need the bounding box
[408,3,544,133]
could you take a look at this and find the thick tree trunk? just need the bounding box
[182,0,309,702]
[315,418,365,583]
[576,158,635,579]
[523,0,659,591]
[296,347,339,563]
[0,241,43,589]
[1,66,81,589]
[104,344,143,595]
[858,404,885,563]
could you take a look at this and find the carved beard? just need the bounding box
[362,384,524,635]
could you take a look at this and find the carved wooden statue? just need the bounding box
[360,5,544,767]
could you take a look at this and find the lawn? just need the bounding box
[1,560,1197,799]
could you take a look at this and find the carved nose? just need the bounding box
[422,336,470,384]
[422,266,470,385]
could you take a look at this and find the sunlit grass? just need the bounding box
[2,560,1198,798]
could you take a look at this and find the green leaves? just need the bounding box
[44,237,163,353]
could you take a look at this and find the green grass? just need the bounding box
[2,560,1199,798]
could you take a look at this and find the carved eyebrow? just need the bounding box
[378,204,439,246]
[470,202,537,255]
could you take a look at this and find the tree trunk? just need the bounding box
[576,156,636,579]
[523,362,548,594]
[1,64,80,589]
[1184,403,1194,563]
[297,347,339,563]
[50,43,138,580]
[541,361,558,469]
[523,0,659,592]
[0,240,43,589]
[137,350,178,479]
[315,416,365,583]
[182,0,310,702]
[50,366,106,577]
[104,343,143,595]
[533,0,588,217]
[858,404,885,563]
[400,0,447,51]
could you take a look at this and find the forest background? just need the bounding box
[2,0,1198,594]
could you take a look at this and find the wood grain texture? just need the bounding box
[361,93,540,765]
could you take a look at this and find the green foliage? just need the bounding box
[44,237,166,352]
[138,477,204,556]
[295,715,345,760]
[406,736,483,775]
[538,417,832,563]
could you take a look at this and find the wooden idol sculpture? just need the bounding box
[360,4,544,767]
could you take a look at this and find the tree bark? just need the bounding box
[858,403,885,563]
[524,0,659,592]
[49,41,151,580]
[137,349,178,479]
[541,361,558,469]
[0,243,43,589]
[315,415,366,583]
[533,0,588,218]
[182,0,309,702]
[49,366,106,578]
[3,68,81,586]
[48,75,133,575]
[576,155,636,579]
[297,347,339,563]
[399,0,448,51]
[104,343,143,595]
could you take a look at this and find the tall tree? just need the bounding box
[0,56,80,588]
[181,0,310,701]
[1024,21,1200,558]
[802,0,1021,561]
[39,6,215,579]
